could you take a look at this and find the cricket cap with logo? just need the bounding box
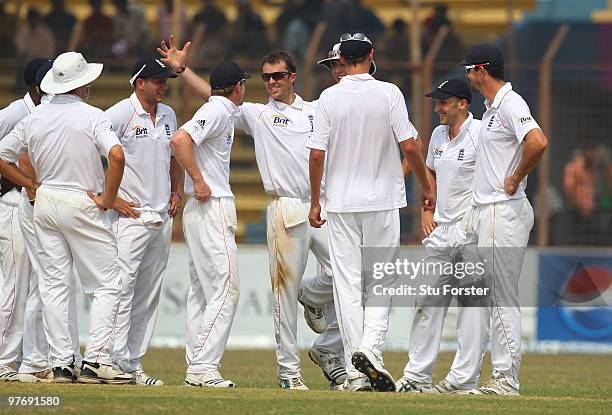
[209,61,251,90]
[458,43,504,68]
[425,79,472,103]
[130,57,177,87]
[318,42,377,75]
[41,52,103,94]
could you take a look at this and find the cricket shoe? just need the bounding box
[425,378,466,394]
[279,377,309,390]
[308,347,347,388]
[395,376,432,393]
[78,361,134,384]
[0,365,19,382]
[132,371,164,386]
[18,369,53,383]
[301,302,326,334]
[464,374,520,396]
[52,364,76,383]
[185,371,236,388]
[351,347,396,392]
[337,376,373,392]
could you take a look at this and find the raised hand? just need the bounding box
[157,35,191,73]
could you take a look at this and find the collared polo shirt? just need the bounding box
[426,113,481,223]
[105,93,177,211]
[0,94,120,194]
[307,73,418,213]
[0,93,35,139]
[234,94,319,200]
[180,95,237,198]
[473,82,541,205]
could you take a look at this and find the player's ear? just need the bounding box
[289,72,297,85]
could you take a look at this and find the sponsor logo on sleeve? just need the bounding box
[519,116,533,125]
[165,124,171,136]
[196,119,206,129]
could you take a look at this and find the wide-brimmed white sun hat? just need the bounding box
[41,52,103,94]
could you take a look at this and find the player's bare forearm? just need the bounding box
[401,139,432,192]
[309,149,325,204]
[0,159,37,192]
[511,129,548,183]
[171,129,204,184]
[170,156,184,195]
[18,154,37,199]
[102,144,125,208]
[180,68,212,101]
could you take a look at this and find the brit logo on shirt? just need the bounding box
[433,147,444,157]
[272,114,290,127]
[457,148,465,161]
[133,126,148,139]
[165,124,171,136]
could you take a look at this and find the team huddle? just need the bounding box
[0,32,547,395]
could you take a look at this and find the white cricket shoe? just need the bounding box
[395,376,432,393]
[308,347,348,388]
[465,374,520,396]
[279,377,309,390]
[301,302,326,334]
[18,369,53,383]
[351,347,395,392]
[426,378,466,394]
[132,371,164,386]
[0,365,19,382]
[185,371,236,388]
[337,376,373,392]
[78,361,134,384]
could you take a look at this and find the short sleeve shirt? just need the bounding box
[180,96,237,198]
[105,93,177,211]
[473,82,540,205]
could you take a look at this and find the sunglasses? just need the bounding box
[340,32,372,44]
[261,71,290,82]
[464,63,489,73]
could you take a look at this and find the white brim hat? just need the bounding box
[318,43,377,75]
[41,52,103,95]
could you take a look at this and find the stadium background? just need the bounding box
[0,0,611,405]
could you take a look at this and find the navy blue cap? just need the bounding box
[209,61,251,90]
[426,79,472,103]
[35,60,53,88]
[458,44,504,68]
[24,58,52,86]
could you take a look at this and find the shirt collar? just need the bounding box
[209,95,240,117]
[129,92,150,116]
[340,73,375,83]
[269,94,304,111]
[485,82,512,110]
[444,113,474,143]
[50,94,85,104]
[23,93,35,113]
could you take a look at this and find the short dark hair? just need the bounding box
[486,66,505,81]
[261,51,297,73]
[343,55,368,67]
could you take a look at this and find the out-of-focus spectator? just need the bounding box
[380,18,410,63]
[191,0,228,63]
[281,1,322,61]
[275,0,303,43]
[15,8,55,62]
[563,143,612,245]
[111,0,150,58]
[229,0,269,60]
[71,0,114,59]
[44,0,76,54]
[345,0,385,41]
[157,0,189,43]
[421,4,463,64]
[0,0,17,59]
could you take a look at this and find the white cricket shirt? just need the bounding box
[426,113,481,223]
[473,82,541,205]
[0,93,35,139]
[0,94,120,194]
[307,73,418,213]
[180,96,236,198]
[105,93,177,211]
[234,94,319,200]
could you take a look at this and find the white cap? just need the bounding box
[41,52,103,94]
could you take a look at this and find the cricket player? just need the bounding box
[105,58,182,386]
[308,32,435,392]
[157,37,348,390]
[396,79,490,393]
[460,44,548,395]
[14,61,84,383]
[0,51,133,384]
[0,58,49,382]
[171,61,248,388]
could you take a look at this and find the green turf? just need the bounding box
[2,349,611,414]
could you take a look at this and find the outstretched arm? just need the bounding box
[158,35,212,101]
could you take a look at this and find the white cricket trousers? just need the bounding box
[183,197,239,374]
[18,191,82,373]
[404,220,489,389]
[267,197,338,379]
[34,186,122,367]
[469,198,533,390]
[111,212,172,373]
[0,190,30,368]
[327,209,399,379]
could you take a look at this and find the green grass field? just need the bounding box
[2,349,611,414]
